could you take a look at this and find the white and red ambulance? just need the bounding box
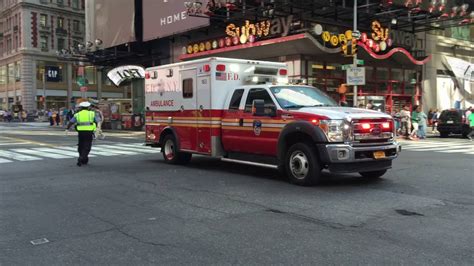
[144,57,400,185]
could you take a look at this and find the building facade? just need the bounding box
[0,0,127,112]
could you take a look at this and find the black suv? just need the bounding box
[437,109,471,138]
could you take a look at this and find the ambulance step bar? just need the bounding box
[221,158,278,169]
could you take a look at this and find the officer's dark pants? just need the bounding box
[77,131,94,163]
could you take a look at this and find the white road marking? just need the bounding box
[59,146,121,156]
[91,146,138,155]
[11,149,72,159]
[31,147,96,157]
[0,150,42,161]
[0,158,13,163]
[98,144,160,153]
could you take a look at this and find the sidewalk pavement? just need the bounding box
[4,121,145,134]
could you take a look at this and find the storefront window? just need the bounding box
[391,69,403,94]
[0,66,6,85]
[377,67,389,81]
[85,66,96,85]
[15,62,20,81]
[7,63,14,84]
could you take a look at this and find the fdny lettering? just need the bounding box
[160,12,187,26]
[151,100,174,107]
[227,73,239,81]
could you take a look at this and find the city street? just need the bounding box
[0,123,472,265]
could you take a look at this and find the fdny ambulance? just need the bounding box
[144,58,400,186]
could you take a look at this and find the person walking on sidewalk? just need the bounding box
[467,111,474,141]
[400,105,411,139]
[410,105,420,140]
[418,107,428,139]
[65,101,101,166]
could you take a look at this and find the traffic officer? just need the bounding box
[66,101,101,166]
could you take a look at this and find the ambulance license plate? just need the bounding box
[373,151,386,159]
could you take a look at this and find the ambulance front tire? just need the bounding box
[285,142,322,186]
[161,134,192,164]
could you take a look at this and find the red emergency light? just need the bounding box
[216,64,226,72]
[203,64,211,72]
[279,69,288,76]
[361,123,371,130]
[145,72,150,79]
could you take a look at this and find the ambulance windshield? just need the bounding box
[270,86,338,109]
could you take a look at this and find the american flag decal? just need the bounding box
[216,72,227,81]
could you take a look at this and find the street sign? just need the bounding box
[346,67,366,86]
[80,86,88,92]
[341,64,352,70]
[356,59,364,65]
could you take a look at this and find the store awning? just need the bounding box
[179,33,342,61]
[179,32,430,68]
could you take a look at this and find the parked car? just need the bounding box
[437,109,471,138]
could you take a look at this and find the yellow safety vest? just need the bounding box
[75,110,96,131]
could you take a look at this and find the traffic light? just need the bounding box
[347,40,357,56]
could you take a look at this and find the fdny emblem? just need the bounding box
[253,120,262,136]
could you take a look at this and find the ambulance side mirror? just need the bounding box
[252,100,265,116]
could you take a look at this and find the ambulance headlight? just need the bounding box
[319,120,352,142]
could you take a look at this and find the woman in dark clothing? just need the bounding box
[55,110,61,126]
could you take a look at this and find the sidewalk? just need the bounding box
[7,121,145,134]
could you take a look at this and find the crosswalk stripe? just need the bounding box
[0,158,13,163]
[59,146,121,156]
[92,146,139,155]
[98,144,160,153]
[11,149,72,159]
[0,150,42,161]
[31,147,96,157]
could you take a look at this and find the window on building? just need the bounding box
[7,63,14,84]
[57,38,65,50]
[57,0,63,6]
[15,62,21,81]
[40,36,48,51]
[57,17,64,29]
[14,36,18,50]
[40,14,48,27]
[228,89,244,110]
[0,66,6,85]
[84,66,96,85]
[182,78,193,98]
[73,20,80,32]
[7,38,12,52]
[72,0,79,9]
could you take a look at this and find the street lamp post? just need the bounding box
[42,67,47,111]
[352,0,358,107]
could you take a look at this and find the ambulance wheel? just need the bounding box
[285,143,322,186]
[162,135,192,164]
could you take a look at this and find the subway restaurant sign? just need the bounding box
[185,15,294,54]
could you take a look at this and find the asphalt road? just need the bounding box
[0,123,473,265]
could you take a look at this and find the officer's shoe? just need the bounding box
[82,157,89,165]
[77,157,83,167]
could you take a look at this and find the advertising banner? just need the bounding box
[143,0,209,41]
[94,0,136,48]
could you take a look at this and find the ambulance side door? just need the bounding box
[179,69,198,151]
[196,74,212,154]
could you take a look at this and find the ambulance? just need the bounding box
[144,58,400,186]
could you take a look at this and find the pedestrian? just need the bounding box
[48,110,54,126]
[427,108,434,127]
[418,106,427,139]
[400,105,411,139]
[392,108,401,135]
[410,105,420,140]
[62,107,69,127]
[21,110,27,122]
[55,109,61,126]
[5,110,12,122]
[91,104,105,139]
[466,107,472,125]
[65,101,101,166]
[366,102,374,110]
[467,110,474,141]
[432,109,440,133]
